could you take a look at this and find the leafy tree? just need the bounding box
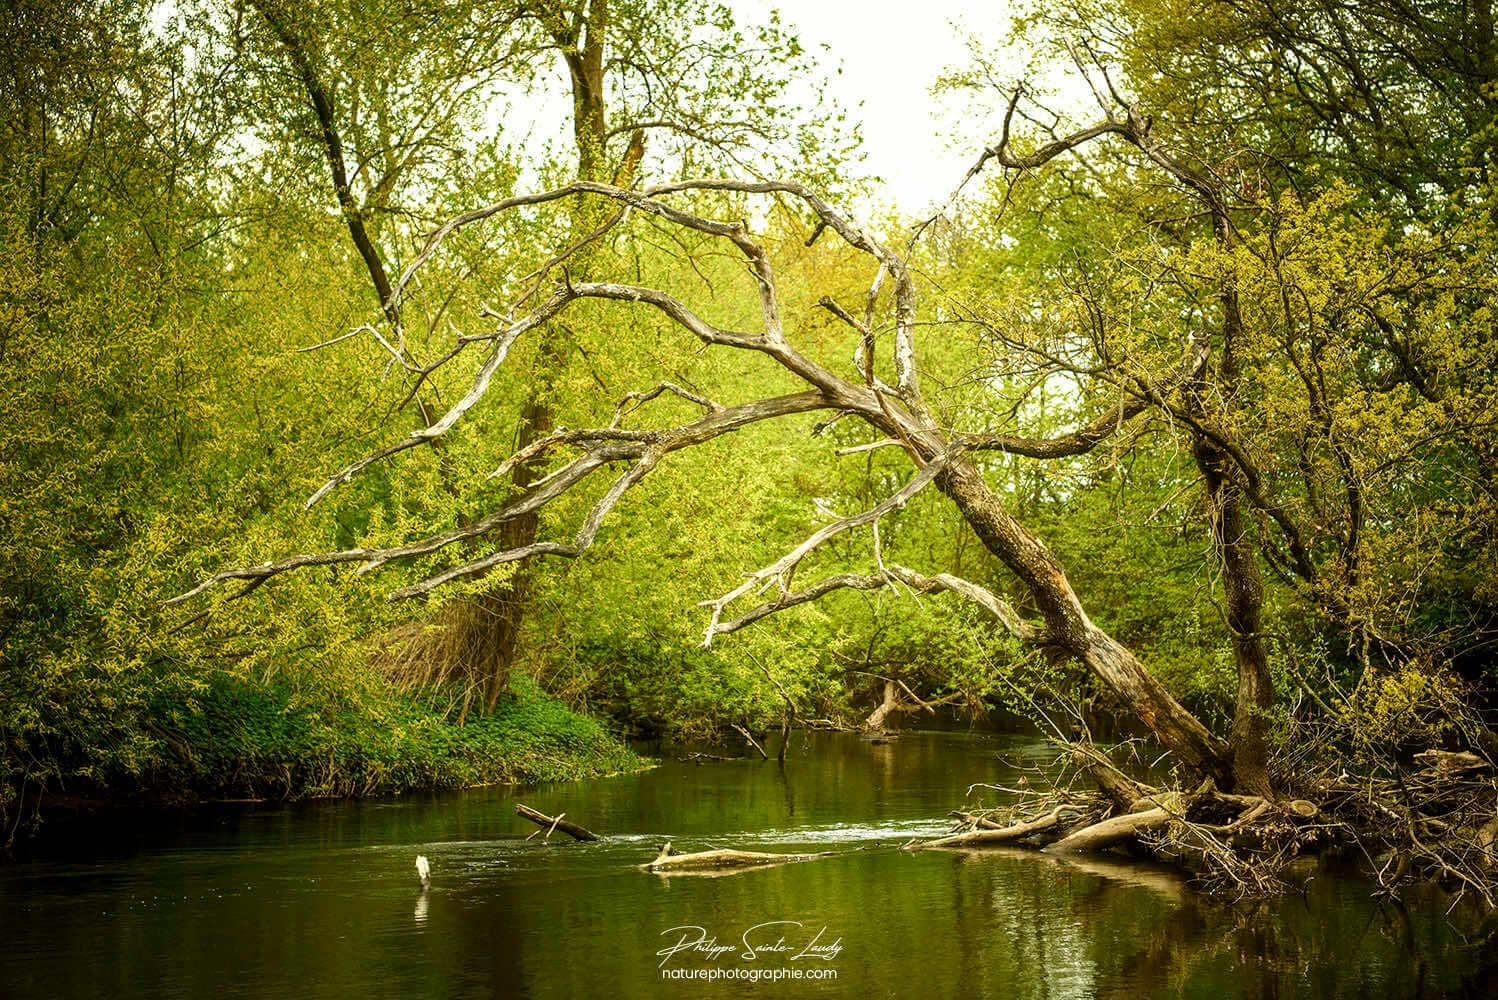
[235,0,854,711]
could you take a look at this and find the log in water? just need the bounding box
[641,841,836,872]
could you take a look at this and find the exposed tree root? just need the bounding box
[908,741,1498,903]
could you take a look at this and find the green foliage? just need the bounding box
[5,0,1498,837]
[1333,667,1467,766]
[5,665,641,839]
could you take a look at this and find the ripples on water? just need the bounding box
[2,731,1495,998]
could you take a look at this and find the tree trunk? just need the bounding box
[482,379,555,710]
[478,0,635,710]
[1189,274,1276,798]
[934,457,1234,786]
[863,679,900,730]
[1193,434,1276,798]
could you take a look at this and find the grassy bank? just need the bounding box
[2,669,645,844]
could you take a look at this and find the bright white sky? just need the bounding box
[756,0,1006,212]
[501,1,1024,215]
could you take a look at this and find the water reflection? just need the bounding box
[2,731,1495,999]
[413,888,428,925]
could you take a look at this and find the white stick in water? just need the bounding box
[415,855,431,889]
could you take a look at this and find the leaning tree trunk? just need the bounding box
[934,457,1235,787]
[172,109,1245,786]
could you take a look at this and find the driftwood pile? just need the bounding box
[905,743,1498,901]
[1316,749,1498,903]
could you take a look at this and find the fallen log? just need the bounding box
[1046,807,1172,854]
[642,841,836,872]
[907,805,1087,850]
[515,803,601,842]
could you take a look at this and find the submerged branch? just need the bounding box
[516,803,601,842]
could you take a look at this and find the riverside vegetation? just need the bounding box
[4,0,1498,903]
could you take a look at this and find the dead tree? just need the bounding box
[861,677,961,732]
[169,100,1297,789]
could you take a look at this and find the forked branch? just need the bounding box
[697,450,962,644]
[167,392,832,605]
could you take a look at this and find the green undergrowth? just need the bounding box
[3,668,645,841]
[154,672,647,798]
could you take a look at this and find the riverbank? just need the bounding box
[2,670,645,845]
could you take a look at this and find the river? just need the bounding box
[2,730,1493,998]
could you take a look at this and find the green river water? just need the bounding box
[2,730,1494,998]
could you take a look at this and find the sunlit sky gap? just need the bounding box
[496,1,1034,214]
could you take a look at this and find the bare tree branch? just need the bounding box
[304,285,578,508]
[168,392,833,605]
[385,446,664,600]
[698,451,961,645]
[883,565,1042,643]
[611,382,722,426]
[705,561,1042,647]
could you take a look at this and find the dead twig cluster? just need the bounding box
[1307,749,1498,906]
[907,738,1498,903]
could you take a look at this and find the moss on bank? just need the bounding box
[3,669,645,841]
